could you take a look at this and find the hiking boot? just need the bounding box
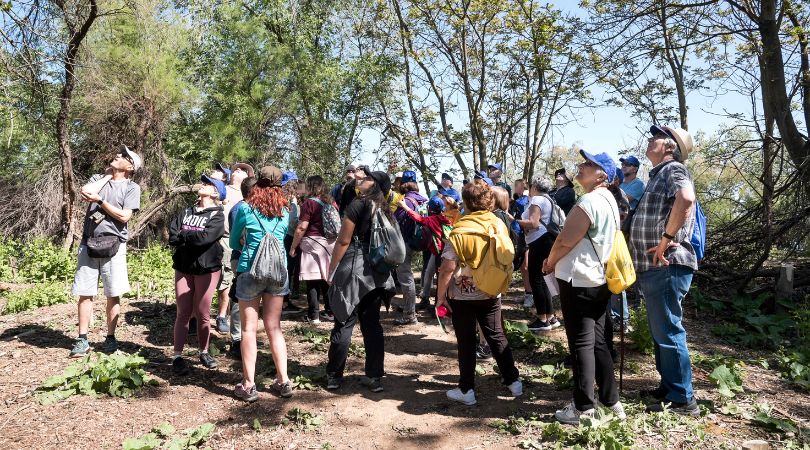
[216,316,229,334]
[282,302,305,316]
[320,311,335,322]
[645,398,700,416]
[172,357,190,376]
[640,386,667,401]
[307,314,321,324]
[394,315,418,326]
[326,374,342,390]
[548,316,562,329]
[101,335,118,354]
[415,297,432,311]
[606,401,627,420]
[475,344,493,360]
[199,352,218,369]
[271,380,294,398]
[447,387,476,405]
[361,376,384,393]
[70,338,90,358]
[188,317,197,336]
[523,294,535,308]
[527,318,553,332]
[555,401,595,425]
[507,379,523,397]
[228,341,242,360]
[234,383,258,402]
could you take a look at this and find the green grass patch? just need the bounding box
[2,282,72,314]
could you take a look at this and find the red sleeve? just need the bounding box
[299,199,315,223]
[405,208,426,223]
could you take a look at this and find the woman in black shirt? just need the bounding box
[325,166,396,393]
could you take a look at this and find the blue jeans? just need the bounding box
[637,265,694,404]
[609,292,629,324]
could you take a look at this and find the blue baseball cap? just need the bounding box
[441,172,453,182]
[473,170,494,186]
[200,174,227,201]
[615,167,624,184]
[579,150,617,184]
[428,196,445,212]
[281,170,299,186]
[213,162,232,183]
[487,163,503,171]
[619,155,641,167]
[401,170,417,183]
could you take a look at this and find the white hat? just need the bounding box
[121,145,143,171]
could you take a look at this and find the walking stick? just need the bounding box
[620,293,625,394]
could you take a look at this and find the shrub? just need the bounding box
[0,235,18,281]
[2,282,72,314]
[127,243,174,300]
[17,238,76,282]
[628,302,654,355]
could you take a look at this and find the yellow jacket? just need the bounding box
[448,211,515,297]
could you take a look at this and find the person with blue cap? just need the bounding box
[167,173,227,375]
[541,149,626,425]
[439,172,461,203]
[473,170,494,186]
[618,155,645,211]
[212,162,232,185]
[487,163,512,198]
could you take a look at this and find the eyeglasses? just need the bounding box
[649,133,669,142]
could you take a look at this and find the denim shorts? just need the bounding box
[235,272,290,301]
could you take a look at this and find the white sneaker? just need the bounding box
[507,379,523,397]
[523,294,535,308]
[606,401,627,420]
[554,401,595,425]
[447,388,477,405]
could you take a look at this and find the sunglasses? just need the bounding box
[117,152,134,165]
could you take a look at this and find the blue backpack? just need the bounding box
[691,200,707,262]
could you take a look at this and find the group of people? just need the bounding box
[68,123,701,424]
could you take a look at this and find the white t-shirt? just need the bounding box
[554,189,619,288]
[521,195,552,244]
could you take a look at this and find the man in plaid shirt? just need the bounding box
[629,125,698,416]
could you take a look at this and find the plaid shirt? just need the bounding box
[629,160,697,272]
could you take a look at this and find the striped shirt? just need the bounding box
[629,160,697,272]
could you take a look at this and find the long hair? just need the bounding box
[306,175,333,204]
[282,180,299,202]
[246,183,288,218]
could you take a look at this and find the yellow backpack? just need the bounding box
[588,192,636,294]
[449,213,515,297]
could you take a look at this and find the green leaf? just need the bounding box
[709,364,743,398]
[151,421,175,438]
[121,433,160,450]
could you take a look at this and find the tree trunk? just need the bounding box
[56,0,98,249]
[756,0,809,190]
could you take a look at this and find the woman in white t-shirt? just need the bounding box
[516,178,559,332]
[542,150,625,426]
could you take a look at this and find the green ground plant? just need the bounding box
[0,235,17,281]
[36,351,157,405]
[282,408,322,431]
[11,238,76,282]
[2,281,72,314]
[693,354,745,399]
[504,320,547,349]
[121,421,215,450]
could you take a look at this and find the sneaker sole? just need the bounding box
[448,396,476,406]
[528,326,553,332]
[69,351,90,358]
[554,412,581,425]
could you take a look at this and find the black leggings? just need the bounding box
[327,290,384,378]
[306,280,330,318]
[559,279,618,411]
[527,233,555,315]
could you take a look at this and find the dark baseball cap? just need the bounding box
[619,156,641,167]
[441,172,453,182]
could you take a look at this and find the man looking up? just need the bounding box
[214,162,253,333]
[439,172,461,203]
[70,144,142,357]
[487,163,512,198]
[629,125,698,416]
[619,156,645,211]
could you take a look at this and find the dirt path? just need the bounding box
[0,290,807,449]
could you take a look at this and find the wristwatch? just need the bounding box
[662,231,675,240]
[97,199,104,206]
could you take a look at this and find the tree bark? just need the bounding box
[56,0,98,249]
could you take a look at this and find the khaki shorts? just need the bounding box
[72,243,130,298]
[217,238,234,290]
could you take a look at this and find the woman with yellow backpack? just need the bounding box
[435,179,522,406]
[542,151,629,425]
